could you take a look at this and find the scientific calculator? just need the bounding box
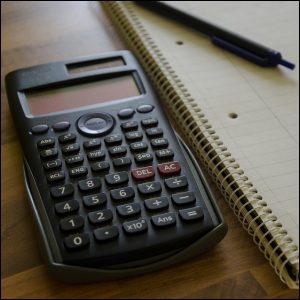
[5,51,227,283]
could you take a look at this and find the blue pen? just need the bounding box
[135,1,295,70]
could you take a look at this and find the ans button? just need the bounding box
[31,124,48,134]
[137,105,154,113]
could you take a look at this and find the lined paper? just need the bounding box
[130,1,299,245]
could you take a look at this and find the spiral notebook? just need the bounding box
[101,1,299,288]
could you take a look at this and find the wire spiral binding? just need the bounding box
[102,1,299,287]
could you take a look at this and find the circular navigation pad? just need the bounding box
[77,112,115,136]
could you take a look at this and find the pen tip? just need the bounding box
[279,59,296,70]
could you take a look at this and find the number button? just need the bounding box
[64,233,89,250]
[59,216,84,232]
[55,200,79,215]
[88,209,113,225]
[110,187,135,202]
[123,219,148,235]
[78,177,101,192]
[94,226,119,242]
[83,193,107,208]
[50,184,74,199]
[105,172,129,186]
[117,203,141,218]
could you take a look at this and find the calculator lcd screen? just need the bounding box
[25,75,140,116]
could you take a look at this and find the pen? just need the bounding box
[134,1,295,70]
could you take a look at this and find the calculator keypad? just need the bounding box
[37,112,214,267]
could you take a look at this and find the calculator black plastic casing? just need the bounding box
[5,51,227,283]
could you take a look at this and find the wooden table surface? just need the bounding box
[1,2,299,299]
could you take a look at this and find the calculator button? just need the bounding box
[118,108,135,119]
[58,132,76,143]
[104,134,122,146]
[137,181,162,196]
[165,176,188,191]
[77,112,114,136]
[125,131,143,142]
[144,196,169,212]
[94,226,119,242]
[59,216,84,232]
[87,150,105,161]
[121,120,138,131]
[123,219,148,235]
[37,137,55,149]
[131,166,155,181]
[91,161,110,173]
[64,233,90,250]
[46,171,65,183]
[78,177,101,192]
[40,148,58,160]
[137,105,154,113]
[53,121,70,132]
[141,117,158,127]
[69,166,88,178]
[55,199,79,215]
[88,209,113,225]
[113,157,132,168]
[158,161,181,176]
[151,138,169,149]
[156,149,174,160]
[151,212,176,228]
[171,191,196,206]
[43,159,62,171]
[62,143,80,155]
[83,139,101,150]
[51,183,74,199]
[130,141,148,152]
[110,187,135,202]
[146,127,163,138]
[117,203,141,218]
[31,124,49,134]
[83,193,107,208]
[134,153,153,164]
[65,154,84,166]
[105,172,129,186]
[108,145,127,157]
[179,206,204,222]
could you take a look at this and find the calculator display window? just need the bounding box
[25,75,140,116]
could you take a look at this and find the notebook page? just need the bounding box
[129,1,299,246]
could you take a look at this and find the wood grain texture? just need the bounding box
[1,1,298,299]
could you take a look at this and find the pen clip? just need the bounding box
[212,36,271,67]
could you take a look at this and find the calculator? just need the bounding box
[5,51,227,283]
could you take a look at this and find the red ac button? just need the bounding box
[157,161,181,176]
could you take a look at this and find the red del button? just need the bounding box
[157,161,181,176]
[131,166,155,181]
